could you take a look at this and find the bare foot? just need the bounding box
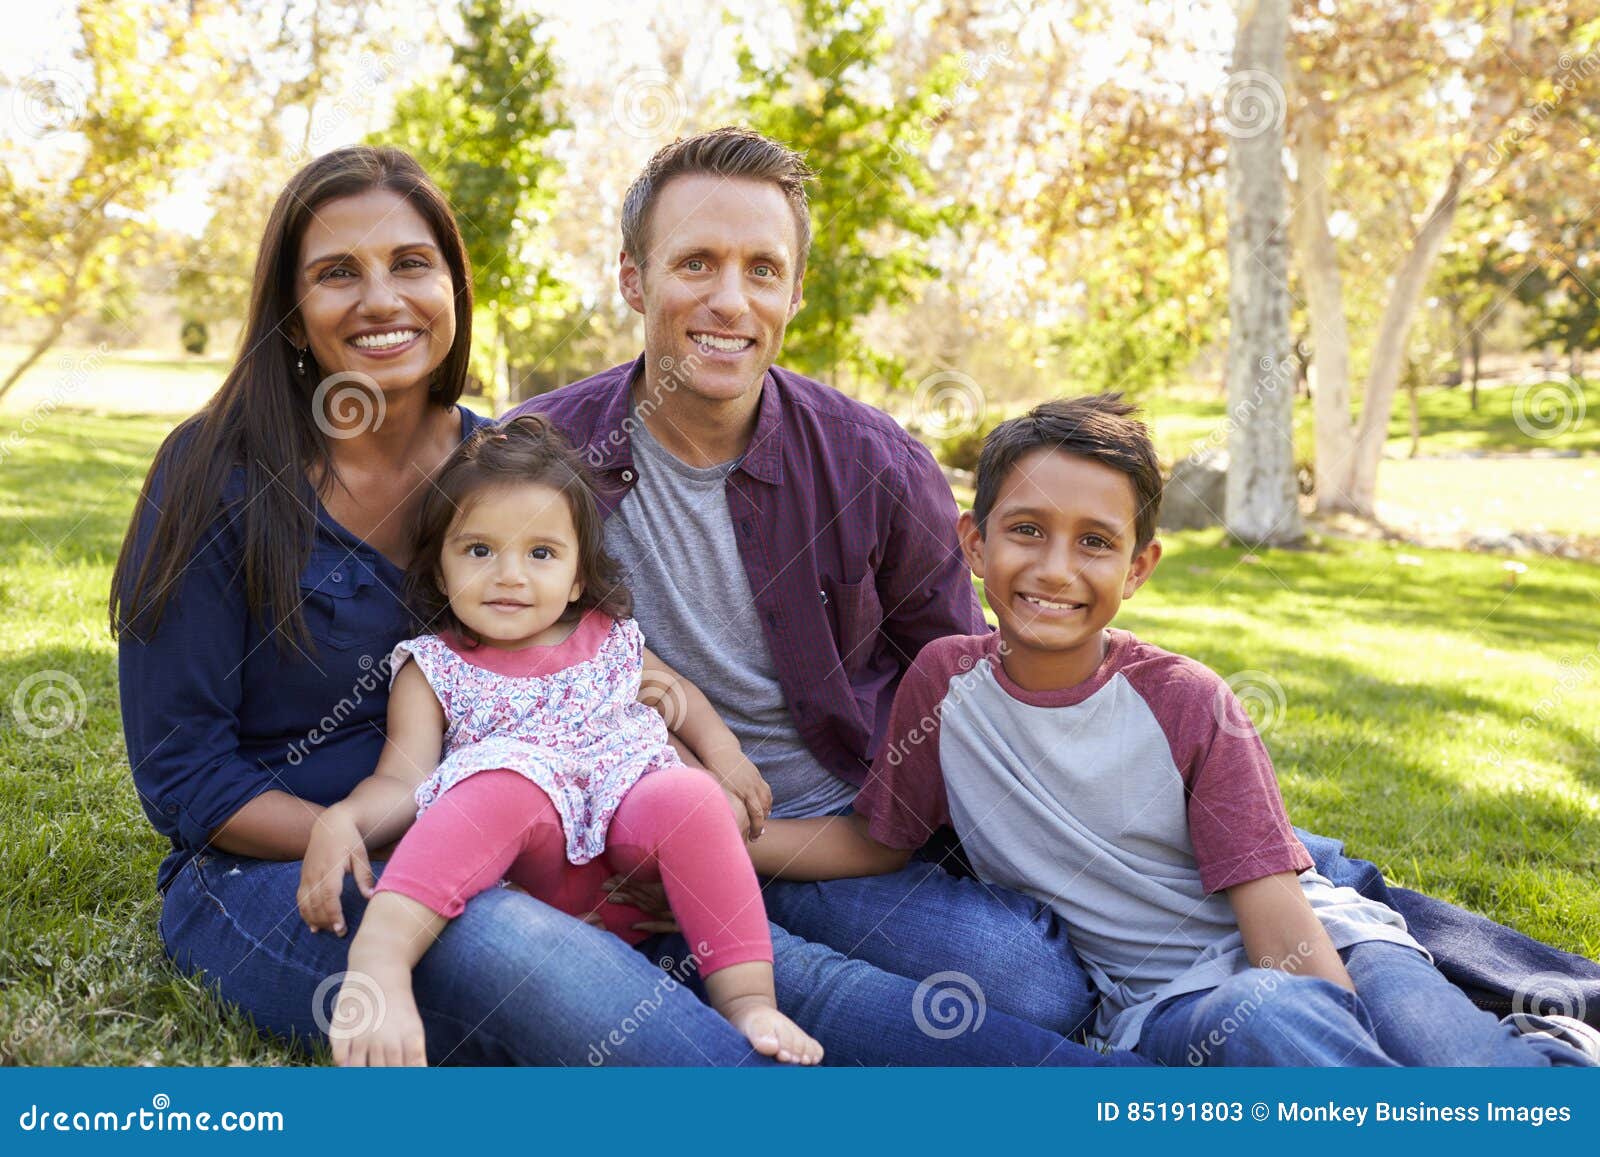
[722,996,824,1066]
[330,959,427,1067]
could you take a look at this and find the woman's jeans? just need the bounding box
[159,851,1147,1066]
[1137,939,1596,1067]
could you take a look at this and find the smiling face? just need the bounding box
[619,173,804,405]
[959,447,1162,691]
[289,187,457,396]
[436,481,585,650]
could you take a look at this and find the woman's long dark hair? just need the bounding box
[406,414,632,645]
[110,146,473,652]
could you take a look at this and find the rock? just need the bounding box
[1466,528,1526,555]
[1160,451,1227,531]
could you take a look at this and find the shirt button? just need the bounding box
[741,520,752,535]
[163,802,179,815]
[331,571,344,583]
[766,611,777,626]
[621,469,635,483]
[819,589,828,605]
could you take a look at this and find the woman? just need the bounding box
[110,146,1134,1066]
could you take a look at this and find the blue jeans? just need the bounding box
[159,851,1143,1066]
[1137,939,1596,1067]
[762,859,1096,1037]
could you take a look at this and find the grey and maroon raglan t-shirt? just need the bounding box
[855,628,1422,1049]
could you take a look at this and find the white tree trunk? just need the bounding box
[1291,93,1359,513]
[1224,0,1302,545]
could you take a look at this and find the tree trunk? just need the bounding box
[1291,91,1358,513]
[1224,0,1302,546]
[1470,327,1482,410]
[1342,160,1464,512]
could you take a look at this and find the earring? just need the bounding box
[295,347,308,376]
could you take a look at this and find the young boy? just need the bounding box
[749,394,1596,1067]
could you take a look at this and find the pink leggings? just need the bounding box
[373,766,772,976]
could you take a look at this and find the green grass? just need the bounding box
[3,416,1599,1065]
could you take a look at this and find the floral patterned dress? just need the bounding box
[391,609,679,864]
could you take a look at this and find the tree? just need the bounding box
[739,0,964,389]
[373,0,571,410]
[1290,1,1600,515]
[1224,0,1302,545]
[0,0,240,401]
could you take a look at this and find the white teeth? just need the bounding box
[691,333,753,352]
[352,329,419,349]
[1022,594,1080,610]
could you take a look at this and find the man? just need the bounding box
[508,126,1093,1034]
[508,126,1600,1041]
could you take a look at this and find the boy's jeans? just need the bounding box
[1136,939,1595,1067]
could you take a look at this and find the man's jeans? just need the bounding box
[160,850,1146,1066]
[1137,939,1596,1067]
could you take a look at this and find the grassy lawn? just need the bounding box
[3,408,1599,1064]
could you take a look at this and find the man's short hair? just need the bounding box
[620,126,815,280]
[972,394,1165,552]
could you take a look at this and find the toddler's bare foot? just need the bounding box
[722,995,823,1066]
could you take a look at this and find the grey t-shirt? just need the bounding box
[603,412,856,818]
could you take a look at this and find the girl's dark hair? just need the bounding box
[972,393,1164,552]
[406,414,631,642]
[110,146,473,651]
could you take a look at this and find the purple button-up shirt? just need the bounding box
[504,356,987,787]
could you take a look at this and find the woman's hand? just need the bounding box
[703,752,772,840]
[298,807,374,936]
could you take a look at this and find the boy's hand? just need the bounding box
[298,808,373,936]
[704,752,771,840]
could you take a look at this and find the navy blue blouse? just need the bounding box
[119,405,494,892]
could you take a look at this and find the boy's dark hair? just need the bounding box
[620,126,815,279]
[406,415,631,643]
[972,393,1164,551]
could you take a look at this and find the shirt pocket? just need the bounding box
[822,571,884,675]
[298,548,372,650]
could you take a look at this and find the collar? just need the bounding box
[587,354,786,485]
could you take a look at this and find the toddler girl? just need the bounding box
[297,415,821,1066]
